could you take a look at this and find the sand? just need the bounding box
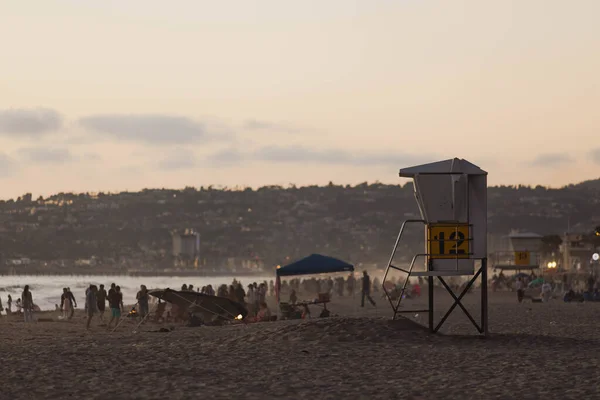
[0,289,599,399]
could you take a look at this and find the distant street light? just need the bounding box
[546,261,557,269]
[593,253,599,261]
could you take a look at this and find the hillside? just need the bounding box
[1,179,599,271]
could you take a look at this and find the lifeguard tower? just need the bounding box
[492,231,542,272]
[382,158,488,336]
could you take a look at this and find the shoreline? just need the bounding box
[0,270,270,278]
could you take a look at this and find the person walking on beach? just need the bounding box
[60,288,72,320]
[21,285,34,323]
[85,285,98,330]
[361,271,376,307]
[66,288,77,319]
[107,285,124,331]
[136,285,149,319]
[516,277,524,303]
[7,294,12,314]
[96,284,107,322]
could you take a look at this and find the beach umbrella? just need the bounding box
[148,289,248,322]
[528,277,544,288]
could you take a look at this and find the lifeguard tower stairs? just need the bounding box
[382,158,489,336]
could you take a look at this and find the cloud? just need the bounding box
[590,148,600,165]
[244,119,300,134]
[157,148,196,170]
[0,108,63,135]
[207,145,428,167]
[207,148,244,166]
[79,114,217,144]
[253,145,426,166]
[17,147,74,164]
[529,153,572,167]
[83,152,102,161]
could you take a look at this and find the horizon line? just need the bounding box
[4,177,599,202]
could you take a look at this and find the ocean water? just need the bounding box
[0,275,272,311]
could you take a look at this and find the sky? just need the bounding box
[0,0,599,199]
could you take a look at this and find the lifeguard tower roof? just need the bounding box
[399,158,487,178]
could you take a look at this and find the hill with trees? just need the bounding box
[0,179,599,272]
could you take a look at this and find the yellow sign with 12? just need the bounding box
[427,224,470,259]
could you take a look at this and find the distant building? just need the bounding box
[172,229,200,266]
[560,233,596,271]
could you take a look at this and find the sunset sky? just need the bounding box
[1,0,599,199]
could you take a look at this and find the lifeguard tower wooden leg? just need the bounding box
[428,276,434,332]
[481,258,488,336]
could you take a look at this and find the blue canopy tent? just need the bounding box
[275,254,354,302]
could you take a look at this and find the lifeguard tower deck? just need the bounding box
[382,158,488,336]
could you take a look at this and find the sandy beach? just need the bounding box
[1,289,599,399]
